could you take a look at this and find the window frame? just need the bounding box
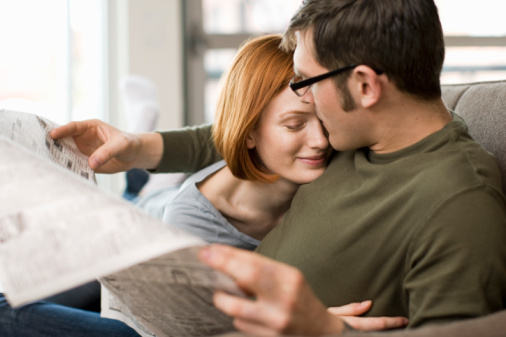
[183,1,506,124]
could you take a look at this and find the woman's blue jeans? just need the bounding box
[0,294,140,337]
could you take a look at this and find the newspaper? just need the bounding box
[100,247,241,337]
[0,110,243,337]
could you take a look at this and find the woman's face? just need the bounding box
[247,86,331,185]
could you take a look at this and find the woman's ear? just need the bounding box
[352,65,383,108]
[246,132,256,149]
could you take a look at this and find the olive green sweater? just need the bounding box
[156,114,506,328]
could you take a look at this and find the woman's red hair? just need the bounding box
[212,34,294,183]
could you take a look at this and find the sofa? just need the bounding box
[441,80,506,193]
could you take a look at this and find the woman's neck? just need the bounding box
[197,166,299,240]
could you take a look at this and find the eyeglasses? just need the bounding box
[289,64,357,97]
[289,64,384,97]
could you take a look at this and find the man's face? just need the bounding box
[292,30,371,151]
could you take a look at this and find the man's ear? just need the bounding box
[352,65,383,108]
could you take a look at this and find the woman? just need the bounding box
[160,34,330,250]
[121,33,330,250]
[0,35,406,337]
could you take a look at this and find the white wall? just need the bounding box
[108,0,184,131]
[105,0,184,194]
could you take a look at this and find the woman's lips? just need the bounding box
[298,155,327,166]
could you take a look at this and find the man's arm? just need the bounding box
[154,124,223,174]
[199,244,347,336]
[199,245,407,336]
[51,119,164,173]
[51,121,221,174]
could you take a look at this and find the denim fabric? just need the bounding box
[43,281,101,312]
[0,294,140,337]
[123,168,150,201]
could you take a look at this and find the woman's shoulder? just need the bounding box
[180,160,227,189]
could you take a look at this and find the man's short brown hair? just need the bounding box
[282,0,445,100]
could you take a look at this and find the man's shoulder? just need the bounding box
[437,120,502,194]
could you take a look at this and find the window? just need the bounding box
[202,0,301,34]
[184,0,301,124]
[436,0,506,84]
[0,0,107,125]
[185,0,506,124]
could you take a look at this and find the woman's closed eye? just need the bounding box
[285,121,306,131]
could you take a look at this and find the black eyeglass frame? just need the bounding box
[289,64,384,97]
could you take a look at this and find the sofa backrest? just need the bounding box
[441,80,506,193]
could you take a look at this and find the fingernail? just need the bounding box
[89,157,100,170]
[198,246,212,263]
[361,300,372,307]
[213,291,228,309]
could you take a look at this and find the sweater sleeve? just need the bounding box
[151,124,223,173]
[404,187,506,328]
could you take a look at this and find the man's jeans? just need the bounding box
[0,294,139,337]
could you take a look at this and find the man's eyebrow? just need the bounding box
[294,69,307,77]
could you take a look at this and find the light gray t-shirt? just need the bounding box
[162,160,260,251]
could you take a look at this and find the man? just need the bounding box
[51,0,506,335]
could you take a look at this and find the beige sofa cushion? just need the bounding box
[441,80,506,193]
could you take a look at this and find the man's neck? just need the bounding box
[369,96,452,154]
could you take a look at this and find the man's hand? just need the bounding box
[50,119,163,173]
[328,301,408,331]
[199,244,346,336]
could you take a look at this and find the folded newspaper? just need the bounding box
[0,110,244,337]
